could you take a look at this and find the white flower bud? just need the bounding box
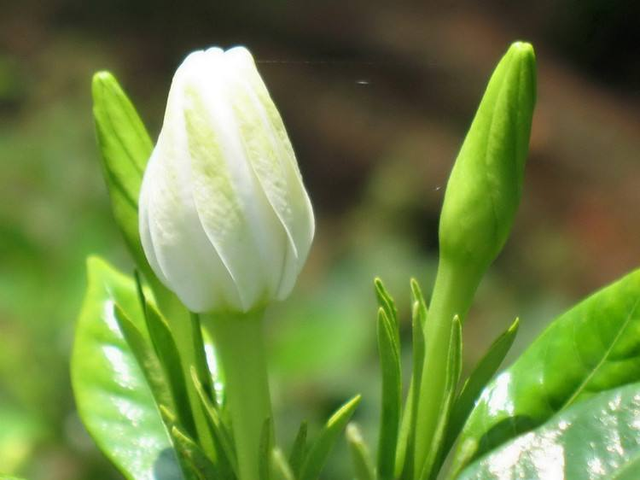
[139,46,315,313]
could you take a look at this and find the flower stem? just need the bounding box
[202,310,272,480]
[413,261,479,478]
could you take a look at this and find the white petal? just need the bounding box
[144,55,243,312]
[223,47,315,297]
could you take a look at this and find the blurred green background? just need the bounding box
[1,1,640,478]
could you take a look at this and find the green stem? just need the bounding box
[413,261,479,478]
[203,310,272,480]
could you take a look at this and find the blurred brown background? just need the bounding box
[1,1,639,478]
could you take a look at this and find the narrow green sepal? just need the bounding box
[395,279,428,480]
[190,368,239,478]
[112,305,175,412]
[289,421,308,478]
[259,418,275,480]
[377,307,402,480]
[443,317,519,456]
[134,271,197,439]
[299,395,362,480]
[346,423,375,480]
[374,278,400,346]
[270,449,295,480]
[170,424,220,480]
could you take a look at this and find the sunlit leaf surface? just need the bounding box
[71,256,182,480]
[452,269,640,474]
[457,382,640,480]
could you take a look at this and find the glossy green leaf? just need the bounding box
[299,395,361,480]
[456,382,640,480]
[71,256,183,480]
[444,317,519,455]
[288,421,308,478]
[452,269,640,475]
[346,423,375,480]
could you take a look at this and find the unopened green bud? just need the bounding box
[439,42,536,275]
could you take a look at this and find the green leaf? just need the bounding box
[288,421,308,478]
[396,279,428,480]
[377,307,402,480]
[71,256,183,480]
[346,424,375,480]
[299,395,362,480]
[419,316,462,480]
[452,269,640,475]
[92,72,152,273]
[456,382,640,480]
[444,317,519,455]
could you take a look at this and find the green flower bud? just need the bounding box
[413,43,537,476]
[439,42,536,275]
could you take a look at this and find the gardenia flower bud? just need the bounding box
[139,46,315,313]
[438,42,536,275]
